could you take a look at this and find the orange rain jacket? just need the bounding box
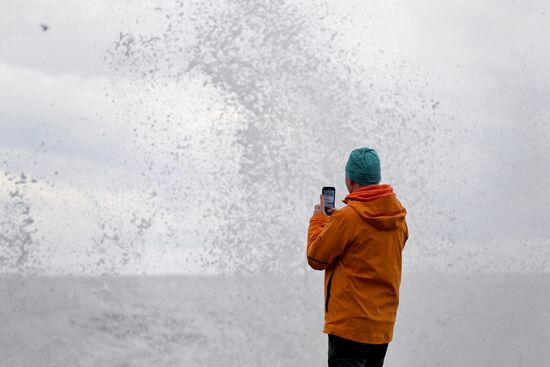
[307,184,408,344]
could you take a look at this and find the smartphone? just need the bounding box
[322,187,336,214]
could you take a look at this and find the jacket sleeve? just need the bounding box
[306,210,351,270]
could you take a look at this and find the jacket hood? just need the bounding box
[342,184,407,230]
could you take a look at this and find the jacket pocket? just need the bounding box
[325,270,335,313]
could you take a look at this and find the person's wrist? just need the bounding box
[311,212,328,220]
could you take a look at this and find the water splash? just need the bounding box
[106,0,444,275]
[0,172,42,275]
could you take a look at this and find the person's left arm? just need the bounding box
[306,206,351,270]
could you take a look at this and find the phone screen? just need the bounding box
[323,188,335,208]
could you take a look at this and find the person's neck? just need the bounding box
[350,184,366,193]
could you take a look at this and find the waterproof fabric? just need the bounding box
[328,334,388,367]
[344,147,381,186]
[307,184,408,344]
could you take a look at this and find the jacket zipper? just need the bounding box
[325,270,335,313]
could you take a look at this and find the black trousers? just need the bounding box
[328,334,389,367]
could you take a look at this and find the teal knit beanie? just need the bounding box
[345,147,381,186]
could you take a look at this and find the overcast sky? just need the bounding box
[1,0,549,275]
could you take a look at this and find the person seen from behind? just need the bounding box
[306,146,409,367]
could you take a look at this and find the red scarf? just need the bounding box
[343,184,395,203]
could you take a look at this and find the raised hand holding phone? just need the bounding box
[313,187,337,216]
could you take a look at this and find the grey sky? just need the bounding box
[1,0,549,275]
